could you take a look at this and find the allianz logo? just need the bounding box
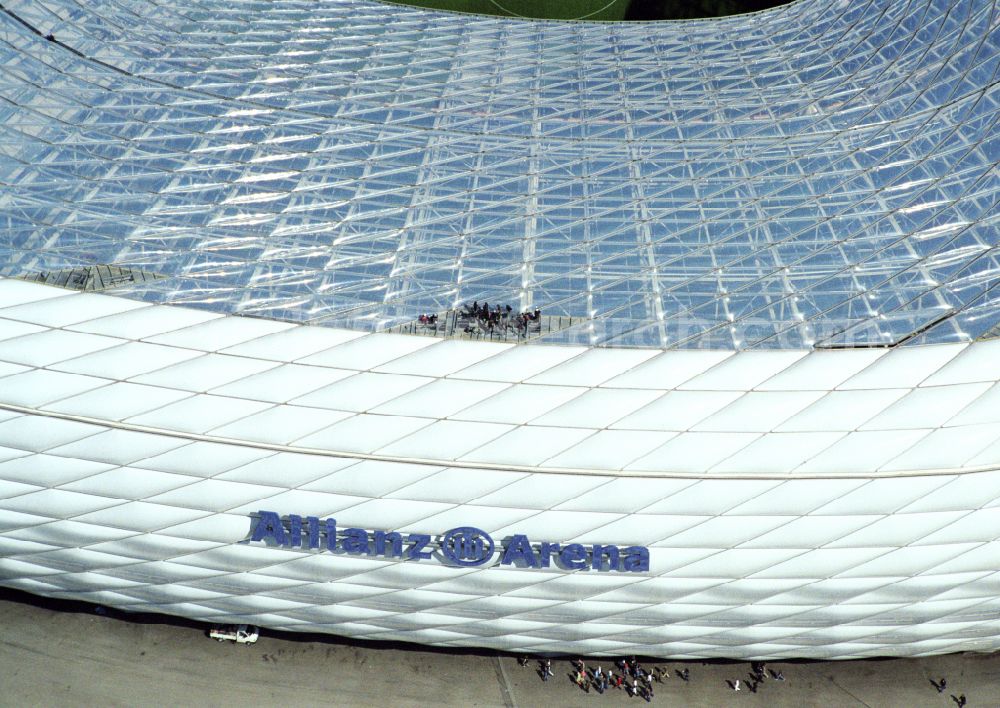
[247,510,650,573]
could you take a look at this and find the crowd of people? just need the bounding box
[520,656,680,700]
[513,656,973,705]
[461,301,542,338]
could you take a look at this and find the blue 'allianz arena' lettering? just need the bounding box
[248,511,649,573]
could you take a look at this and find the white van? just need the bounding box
[209,624,259,644]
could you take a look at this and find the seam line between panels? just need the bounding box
[2,401,998,481]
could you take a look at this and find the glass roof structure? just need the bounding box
[0,0,998,349]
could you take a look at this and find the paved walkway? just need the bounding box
[0,593,996,707]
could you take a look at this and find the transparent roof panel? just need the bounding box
[0,0,998,349]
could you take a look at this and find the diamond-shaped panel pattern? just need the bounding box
[3,279,1000,658]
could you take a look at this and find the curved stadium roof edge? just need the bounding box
[3,276,1000,481]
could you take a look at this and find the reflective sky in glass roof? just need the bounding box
[0,0,998,348]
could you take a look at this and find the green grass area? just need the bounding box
[384,0,631,21]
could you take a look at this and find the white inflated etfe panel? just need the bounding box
[208,406,353,445]
[710,432,845,474]
[218,453,357,488]
[147,479,287,513]
[0,292,149,328]
[542,430,676,470]
[724,478,869,515]
[837,344,966,389]
[298,333,440,371]
[945,382,1000,426]
[966,437,1000,468]
[526,348,660,387]
[210,363,356,403]
[132,441,272,477]
[0,281,74,310]
[610,390,742,431]
[797,429,934,473]
[69,305,221,340]
[668,548,806,579]
[639,479,781,515]
[459,425,593,467]
[666,516,794,548]
[0,330,122,367]
[678,351,807,391]
[8,519,132,547]
[386,468,526,504]
[627,432,761,473]
[124,395,273,435]
[694,391,825,432]
[739,516,878,549]
[449,345,586,383]
[0,318,46,343]
[826,512,965,548]
[0,452,114,487]
[293,413,433,454]
[0,369,109,408]
[299,459,436,497]
[371,378,510,418]
[51,341,202,380]
[748,547,892,580]
[403,504,538,534]
[291,372,430,412]
[75,501,209,531]
[921,338,1000,386]
[473,473,611,511]
[449,384,587,424]
[860,383,991,431]
[145,316,295,352]
[816,476,955,516]
[0,488,121,517]
[841,544,972,579]
[931,542,1000,575]
[61,467,198,499]
[917,507,1000,545]
[554,477,697,513]
[227,488,366,519]
[44,382,193,421]
[577,514,706,545]
[131,354,279,392]
[374,339,512,378]
[491,510,625,540]
[220,325,366,362]
[777,389,910,432]
[883,424,1000,471]
[334,499,456,530]
[377,419,514,460]
[600,350,734,390]
[46,429,188,466]
[531,388,664,429]
[0,415,103,453]
[756,349,889,391]
[896,473,1000,513]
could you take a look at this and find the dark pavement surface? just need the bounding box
[0,593,997,707]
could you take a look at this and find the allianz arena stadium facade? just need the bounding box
[1,0,1000,660]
